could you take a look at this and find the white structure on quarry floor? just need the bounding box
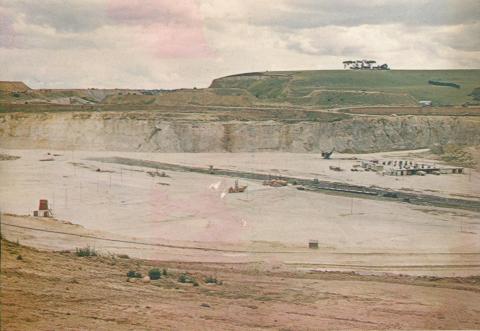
[360,159,463,176]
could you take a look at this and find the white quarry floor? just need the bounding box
[132,150,480,200]
[1,148,479,276]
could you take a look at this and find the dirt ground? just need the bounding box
[1,148,479,329]
[340,106,480,116]
[2,239,480,331]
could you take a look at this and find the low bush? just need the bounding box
[75,246,97,257]
[428,80,461,89]
[127,270,142,278]
[162,268,168,276]
[148,268,161,280]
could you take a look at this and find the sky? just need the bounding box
[0,0,479,89]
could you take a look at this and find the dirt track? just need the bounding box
[2,239,480,330]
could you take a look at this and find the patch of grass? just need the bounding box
[469,87,480,101]
[75,246,97,257]
[117,254,130,259]
[212,69,480,107]
[178,273,197,285]
[205,276,223,285]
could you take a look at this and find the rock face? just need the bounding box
[1,112,479,153]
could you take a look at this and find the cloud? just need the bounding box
[248,0,480,29]
[0,7,15,47]
[0,0,478,88]
[435,22,480,52]
[106,0,213,58]
[2,0,107,32]
[106,0,202,26]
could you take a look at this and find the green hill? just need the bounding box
[210,70,480,107]
[2,70,479,110]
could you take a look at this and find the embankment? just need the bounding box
[1,111,480,153]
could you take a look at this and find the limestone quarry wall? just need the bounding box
[1,111,479,153]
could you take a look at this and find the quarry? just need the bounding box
[1,70,480,330]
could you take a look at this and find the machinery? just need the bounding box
[228,180,247,193]
[33,199,53,217]
[321,148,335,159]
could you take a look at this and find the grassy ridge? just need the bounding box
[211,70,480,107]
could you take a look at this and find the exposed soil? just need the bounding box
[340,106,480,116]
[0,153,20,161]
[2,239,480,330]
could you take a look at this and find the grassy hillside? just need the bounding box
[102,88,257,107]
[2,70,479,109]
[211,70,480,107]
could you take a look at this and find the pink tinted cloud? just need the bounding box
[0,8,15,48]
[107,0,212,58]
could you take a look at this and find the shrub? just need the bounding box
[162,268,168,276]
[178,273,188,283]
[127,270,142,278]
[16,255,23,260]
[148,268,161,280]
[178,273,195,284]
[75,246,97,257]
[428,80,461,89]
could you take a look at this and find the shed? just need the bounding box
[419,100,432,107]
[308,240,319,249]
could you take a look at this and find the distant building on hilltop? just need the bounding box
[343,60,390,70]
[419,100,432,107]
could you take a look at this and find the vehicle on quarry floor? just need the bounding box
[228,180,247,193]
[329,166,343,172]
[321,148,335,159]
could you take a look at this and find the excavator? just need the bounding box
[321,148,335,159]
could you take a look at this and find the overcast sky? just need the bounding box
[1,0,479,88]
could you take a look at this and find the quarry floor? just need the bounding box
[1,149,479,278]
